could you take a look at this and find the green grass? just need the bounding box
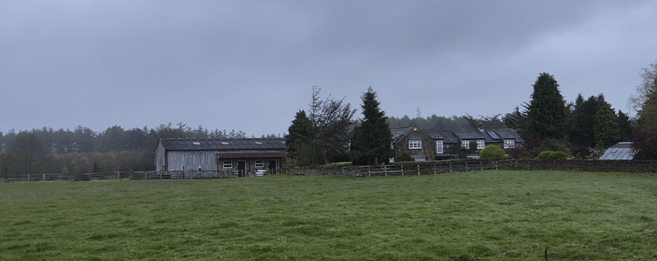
[1,170,657,260]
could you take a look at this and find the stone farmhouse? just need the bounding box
[390,127,524,162]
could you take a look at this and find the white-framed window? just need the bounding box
[461,140,470,149]
[223,161,232,168]
[477,140,485,149]
[255,160,264,168]
[436,140,443,154]
[504,139,515,149]
[409,140,422,149]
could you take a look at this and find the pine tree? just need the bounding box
[617,110,632,141]
[568,94,600,157]
[284,110,312,160]
[525,73,568,140]
[350,87,393,165]
[593,95,620,148]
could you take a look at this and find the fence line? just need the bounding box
[282,160,656,177]
[2,160,655,182]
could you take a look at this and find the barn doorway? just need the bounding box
[268,160,277,174]
[237,161,246,177]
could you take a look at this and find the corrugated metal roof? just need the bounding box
[600,142,634,160]
[161,138,285,151]
[217,152,283,158]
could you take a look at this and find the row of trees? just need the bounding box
[286,62,657,165]
[285,86,394,166]
[0,123,275,155]
[503,72,634,159]
[0,123,275,175]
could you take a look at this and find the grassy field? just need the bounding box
[1,170,657,260]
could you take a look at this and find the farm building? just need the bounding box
[390,127,524,162]
[155,138,286,177]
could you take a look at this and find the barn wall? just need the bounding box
[166,151,218,171]
[155,141,166,171]
[218,157,282,177]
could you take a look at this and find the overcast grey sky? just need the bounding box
[2,1,657,136]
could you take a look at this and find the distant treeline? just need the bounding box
[0,122,280,154]
[0,123,280,175]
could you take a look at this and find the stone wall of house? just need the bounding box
[394,128,435,161]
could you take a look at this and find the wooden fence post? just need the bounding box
[480,161,483,171]
[417,164,420,175]
[401,164,404,176]
[449,162,452,173]
[433,162,436,174]
[465,162,468,172]
[368,166,371,177]
[43,173,45,181]
[28,174,30,181]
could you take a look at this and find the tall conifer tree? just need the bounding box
[617,110,632,142]
[569,94,600,157]
[525,73,567,140]
[285,110,313,160]
[593,95,620,148]
[350,87,393,165]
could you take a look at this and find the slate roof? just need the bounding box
[429,130,460,143]
[492,129,525,143]
[391,127,414,142]
[422,130,444,140]
[390,127,524,145]
[600,142,634,160]
[160,138,285,151]
[452,129,488,140]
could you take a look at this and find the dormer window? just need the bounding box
[409,140,422,149]
[192,142,201,145]
[255,141,263,145]
[221,142,229,145]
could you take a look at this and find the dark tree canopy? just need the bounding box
[525,73,567,140]
[617,110,633,142]
[568,94,600,157]
[304,86,356,165]
[350,87,393,165]
[285,110,313,160]
[9,132,44,174]
[593,95,620,148]
[631,61,657,160]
